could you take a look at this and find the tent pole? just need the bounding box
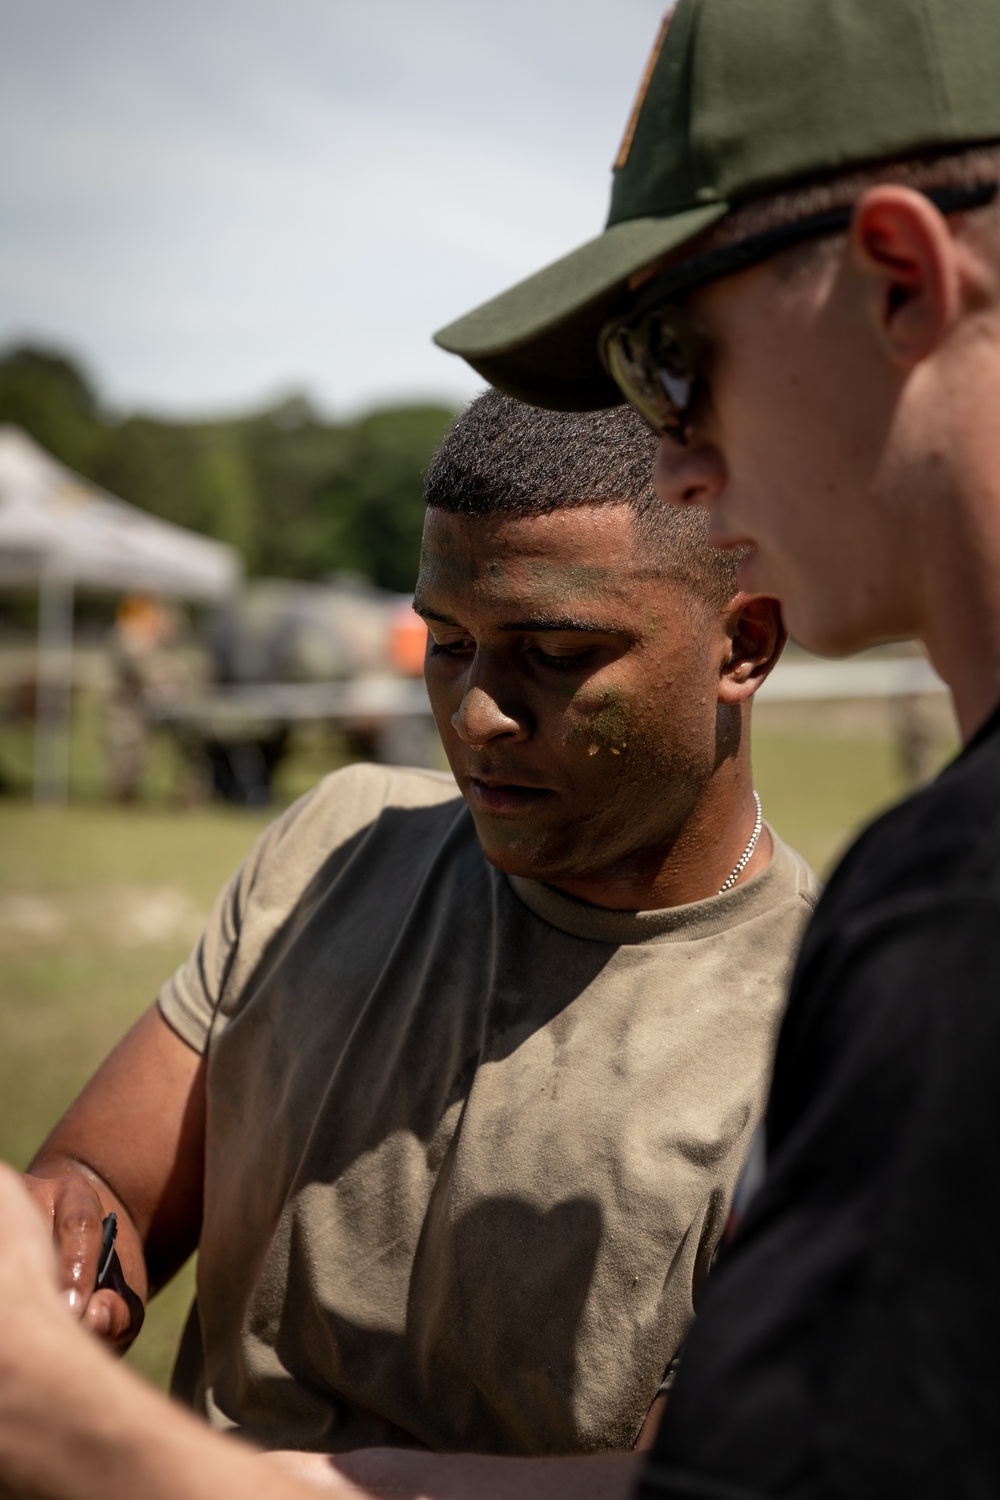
[34,567,75,805]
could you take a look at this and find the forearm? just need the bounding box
[24,1006,207,1309]
[267,1447,643,1500]
[0,1160,310,1500]
[0,1302,313,1500]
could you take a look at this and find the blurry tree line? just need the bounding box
[0,345,456,592]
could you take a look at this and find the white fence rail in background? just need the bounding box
[759,656,946,703]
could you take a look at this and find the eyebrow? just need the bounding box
[414,604,624,634]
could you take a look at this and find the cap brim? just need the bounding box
[433,204,728,411]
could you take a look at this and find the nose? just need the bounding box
[654,433,726,509]
[451,680,524,748]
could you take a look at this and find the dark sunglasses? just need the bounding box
[599,180,998,443]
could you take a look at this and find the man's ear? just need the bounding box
[849,185,965,367]
[717,595,786,706]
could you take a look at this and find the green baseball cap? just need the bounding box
[434,0,1000,411]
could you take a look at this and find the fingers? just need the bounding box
[262,1452,349,1490]
[0,1164,53,1252]
[84,1251,145,1351]
[50,1175,105,1316]
[17,1172,146,1348]
[82,1289,135,1346]
[0,1165,59,1303]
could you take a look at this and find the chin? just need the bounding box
[783,601,885,660]
[799,626,884,658]
[478,841,546,879]
[475,830,568,883]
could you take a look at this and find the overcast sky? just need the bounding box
[0,0,665,419]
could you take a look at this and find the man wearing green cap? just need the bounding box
[436,0,1000,1495]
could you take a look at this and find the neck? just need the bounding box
[914,457,1000,742]
[925,620,1000,745]
[549,758,770,912]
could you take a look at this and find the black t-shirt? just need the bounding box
[640,702,1000,1500]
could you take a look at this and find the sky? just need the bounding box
[0,0,666,419]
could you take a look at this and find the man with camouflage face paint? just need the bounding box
[9,391,813,1499]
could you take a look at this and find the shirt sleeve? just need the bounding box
[157,790,317,1054]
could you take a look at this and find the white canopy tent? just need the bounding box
[0,424,242,802]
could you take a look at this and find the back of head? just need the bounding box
[435,0,1000,407]
[424,388,739,606]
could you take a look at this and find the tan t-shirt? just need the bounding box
[159,762,818,1456]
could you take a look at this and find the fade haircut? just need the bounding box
[424,388,739,606]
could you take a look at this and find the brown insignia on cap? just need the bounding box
[613,8,674,173]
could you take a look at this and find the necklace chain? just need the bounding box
[717,791,763,896]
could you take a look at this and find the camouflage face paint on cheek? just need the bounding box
[565,687,633,758]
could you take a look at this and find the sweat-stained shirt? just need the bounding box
[158,762,818,1456]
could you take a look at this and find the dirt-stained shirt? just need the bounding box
[158,762,818,1456]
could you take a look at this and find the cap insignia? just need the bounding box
[614,8,674,173]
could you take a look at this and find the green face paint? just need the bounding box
[418,505,735,905]
[521,560,616,602]
[570,687,633,758]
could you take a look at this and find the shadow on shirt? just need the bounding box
[182,795,619,1451]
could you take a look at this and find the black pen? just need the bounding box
[96,1212,118,1290]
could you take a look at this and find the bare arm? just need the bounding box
[266,1448,641,1500]
[0,1164,639,1500]
[22,1004,206,1347]
[0,1163,363,1500]
[262,1361,663,1494]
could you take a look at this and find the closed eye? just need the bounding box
[428,637,473,659]
[528,645,599,672]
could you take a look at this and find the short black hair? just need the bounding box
[424,388,739,605]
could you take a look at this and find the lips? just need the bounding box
[467,777,554,814]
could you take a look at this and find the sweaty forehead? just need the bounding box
[417,505,646,611]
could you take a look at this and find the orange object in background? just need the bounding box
[390,599,428,677]
[116,594,180,649]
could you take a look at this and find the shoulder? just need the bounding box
[707,829,819,949]
[706,831,820,997]
[771,720,1000,1134]
[281,759,459,832]
[306,760,461,822]
[237,762,465,896]
[767,829,822,914]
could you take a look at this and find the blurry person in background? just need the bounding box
[17,393,814,1489]
[104,594,186,802]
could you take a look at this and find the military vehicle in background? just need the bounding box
[149,575,436,804]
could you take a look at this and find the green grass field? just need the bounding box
[0,799,274,1388]
[0,697,957,1392]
